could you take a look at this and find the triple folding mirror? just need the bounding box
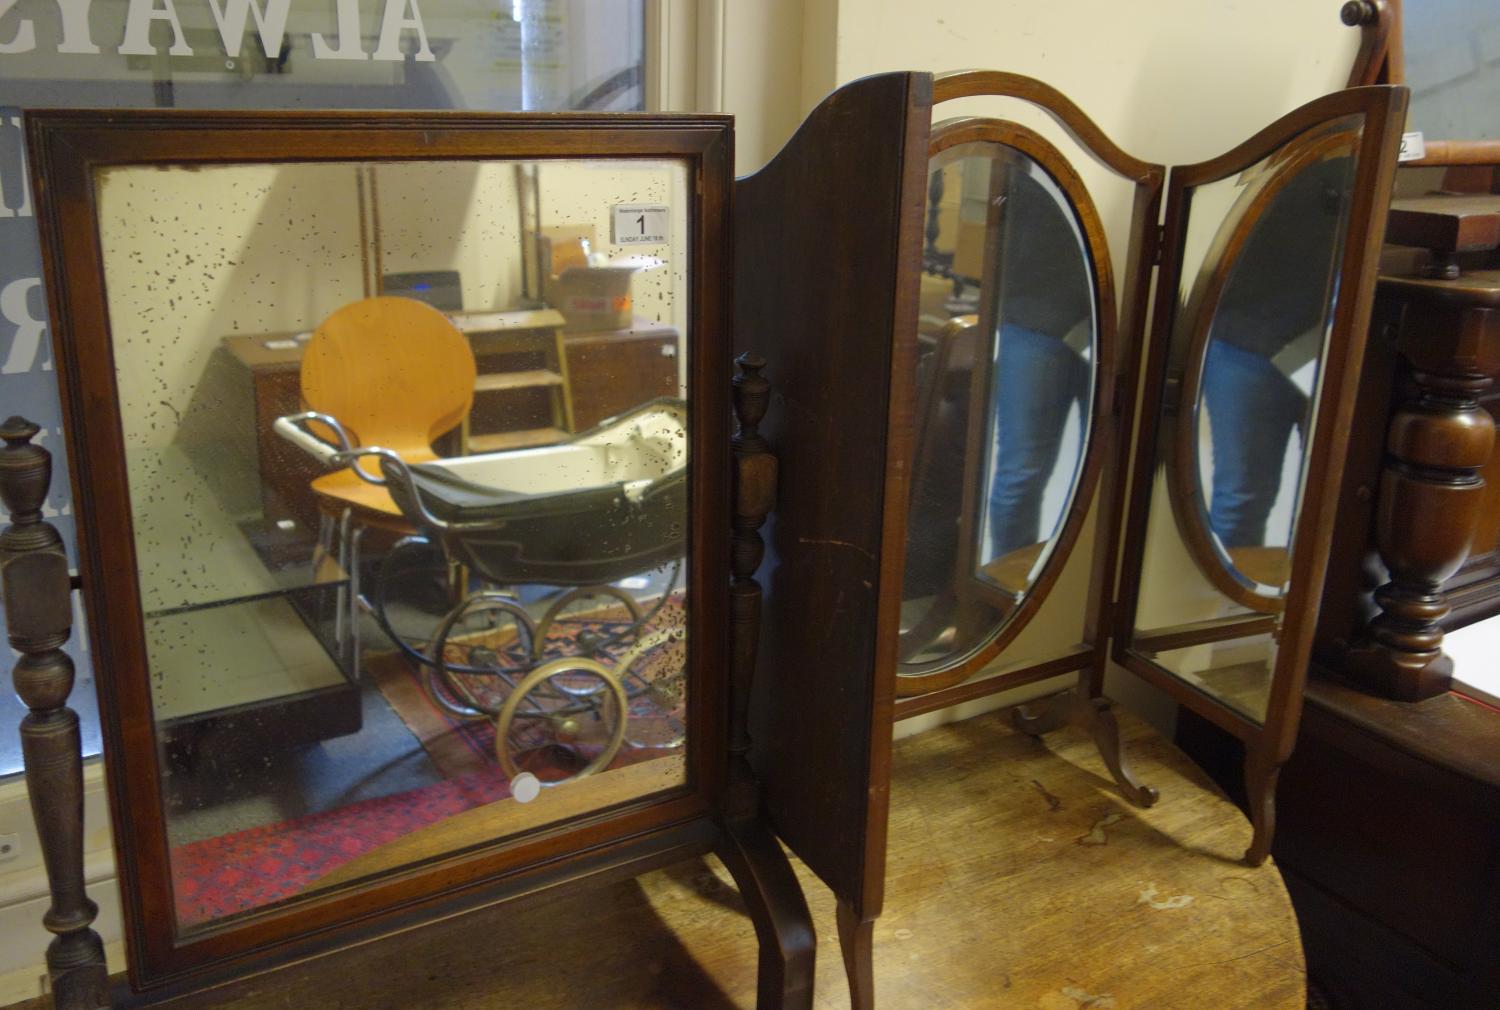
[882,72,1406,866]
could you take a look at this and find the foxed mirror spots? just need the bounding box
[1132,117,1363,723]
[899,140,1099,681]
[93,158,692,933]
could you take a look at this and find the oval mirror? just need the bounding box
[1168,123,1361,613]
[897,121,1113,693]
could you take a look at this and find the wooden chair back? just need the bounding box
[301,296,476,457]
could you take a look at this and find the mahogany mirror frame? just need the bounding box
[25,109,754,995]
[893,70,1166,721]
[895,115,1120,695]
[1162,123,1367,616]
[1113,85,1409,865]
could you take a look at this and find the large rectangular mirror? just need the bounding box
[30,111,730,987]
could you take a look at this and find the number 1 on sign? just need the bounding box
[613,204,669,245]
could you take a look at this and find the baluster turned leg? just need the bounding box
[1348,304,1498,700]
[1,417,110,1009]
[716,356,816,1010]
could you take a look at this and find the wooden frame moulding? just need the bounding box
[892,72,1168,797]
[892,117,1119,698]
[1162,121,1366,617]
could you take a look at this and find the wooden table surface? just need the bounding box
[30,704,1303,1010]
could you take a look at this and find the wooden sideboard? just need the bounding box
[1177,187,1500,1010]
[225,315,679,532]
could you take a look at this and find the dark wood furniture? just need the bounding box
[0,418,110,1010]
[9,705,1307,1010]
[14,84,953,1009]
[886,73,1168,833]
[1280,173,1500,1010]
[1320,252,1500,699]
[19,107,834,1010]
[225,317,679,533]
[1113,87,1407,866]
[1181,10,1500,1009]
[564,322,680,429]
[1276,676,1500,1010]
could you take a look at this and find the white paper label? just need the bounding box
[613,204,670,245]
[1399,131,1426,162]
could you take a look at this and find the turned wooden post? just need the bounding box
[727,352,776,822]
[1349,301,1500,700]
[0,417,110,1008]
[717,356,816,1010]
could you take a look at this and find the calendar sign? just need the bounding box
[613,204,670,245]
[1398,131,1426,163]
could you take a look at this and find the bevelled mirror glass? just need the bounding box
[91,156,692,934]
[898,126,1106,692]
[1130,117,1362,723]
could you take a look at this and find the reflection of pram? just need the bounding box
[276,398,689,786]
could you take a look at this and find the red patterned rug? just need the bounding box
[171,766,513,928]
[169,595,687,930]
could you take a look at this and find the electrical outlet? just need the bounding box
[0,833,19,863]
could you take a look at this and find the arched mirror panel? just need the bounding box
[897,119,1116,694]
[1131,115,1368,725]
[1167,121,1363,615]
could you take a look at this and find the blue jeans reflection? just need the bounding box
[988,324,1089,561]
[1200,340,1308,548]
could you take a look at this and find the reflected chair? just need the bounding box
[299,296,477,672]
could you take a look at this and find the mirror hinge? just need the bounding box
[1153,224,1166,265]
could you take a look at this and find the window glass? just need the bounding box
[0,0,649,777]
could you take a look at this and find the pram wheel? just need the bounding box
[532,585,646,666]
[495,657,628,783]
[428,591,539,720]
[613,627,688,749]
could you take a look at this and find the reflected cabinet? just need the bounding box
[10,71,1406,1010]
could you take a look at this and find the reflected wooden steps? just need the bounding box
[473,369,565,393]
[466,426,570,453]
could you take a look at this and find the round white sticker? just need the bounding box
[512,772,542,804]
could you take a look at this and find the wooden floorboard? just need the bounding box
[9,704,1304,1009]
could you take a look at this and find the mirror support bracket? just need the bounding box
[1011,676,1160,809]
[0,416,112,1010]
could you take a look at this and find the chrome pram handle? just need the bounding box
[273,411,355,462]
[276,413,494,534]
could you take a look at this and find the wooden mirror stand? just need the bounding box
[5,67,1415,1009]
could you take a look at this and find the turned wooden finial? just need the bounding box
[0,416,60,552]
[732,353,771,454]
[1340,0,1379,27]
